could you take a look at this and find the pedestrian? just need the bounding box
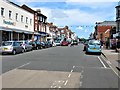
[106,40,109,49]
[100,40,103,48]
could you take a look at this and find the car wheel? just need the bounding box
[36,47,39,50]
[12,50,16,55]
[22,49,24,53]
[99,52,101,55]
[24,48,27,52]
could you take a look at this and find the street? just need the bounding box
[1,44,119,88]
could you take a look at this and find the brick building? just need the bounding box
[21,5,47,42]
[95,21,116,42]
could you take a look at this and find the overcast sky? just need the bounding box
[11,0,118,39]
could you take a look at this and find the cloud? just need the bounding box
[51,9,68,18]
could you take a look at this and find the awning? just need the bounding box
[0,26,34,34]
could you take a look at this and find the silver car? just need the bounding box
[0,41,24,55]
[17,40,33,52]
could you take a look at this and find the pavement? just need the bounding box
[101,48,120,78]
[1,44,119,89]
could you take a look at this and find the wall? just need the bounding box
[0,0,34,32]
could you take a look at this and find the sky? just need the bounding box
[11,0,118,39]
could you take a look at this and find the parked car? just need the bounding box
[86,40,102,55]
[54,40,61,46]
[0,41,24,55]
[73,40,78,45]
[29,41,42,50]
[41,41,46,48]
[61,41,69,46]
[17,40,33,52]
[45,41,53,48]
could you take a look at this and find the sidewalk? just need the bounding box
[101,48,120,73]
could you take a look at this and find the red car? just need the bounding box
[61,41,69,46]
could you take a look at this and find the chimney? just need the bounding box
[36,9,41,14]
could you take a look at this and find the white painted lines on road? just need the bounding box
[17,62,31,69]
[80,81,83,87]
[73,66,75,68]
[100,55,120,78]
[64,80,68,86]
[68,74,71,78]
[98,56,107,68]
[71,69,73,73]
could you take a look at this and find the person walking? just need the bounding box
[106,40,109,49]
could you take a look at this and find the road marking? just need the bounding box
[71,69,73,72]
[80,75,83,79]
[1,62,31,76]
[17,62,31,69]
[80,81,82,87]
[58,86,61,88]
[73,66,75,68]
[68,74,71,78]
[100,56,120,78]
[98,56,107,68]
[64,80,68,85]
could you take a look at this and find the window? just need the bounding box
[16,13,18,21]
[26,17,28,24]
[1,7,4,16]
[21,15,23,22]
[9,10,12,19]
[30,19,32,25]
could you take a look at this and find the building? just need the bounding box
[0,0,34,43]
[115,2,120,49]
[46,22,60,42]
[21,5,47,42]
[95,21,116,42]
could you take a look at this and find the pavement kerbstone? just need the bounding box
[101,48,120,71]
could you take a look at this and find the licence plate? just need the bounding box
[4,48,8,50]
[92,48,96,50]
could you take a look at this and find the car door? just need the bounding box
[15,42,21,53]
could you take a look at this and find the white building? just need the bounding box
[0,0,34,41]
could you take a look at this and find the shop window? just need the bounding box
[1,7,4,16]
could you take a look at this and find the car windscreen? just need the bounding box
[89,40,101,45]
[2,42,12,46]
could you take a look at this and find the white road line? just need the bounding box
[1,62,31,76]
[80,81,82,87]
[98,56,107,68]
[80,75,83,79]
[100,56,120,78]
[73,66,75,68]
[64,80,68,85]
[17,62,31,68]
[68,74,71,78]
[71,70,73,73]
[58,86,61,88]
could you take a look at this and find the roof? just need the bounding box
[21,4,47,18]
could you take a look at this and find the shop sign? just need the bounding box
[3,20,16,26]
